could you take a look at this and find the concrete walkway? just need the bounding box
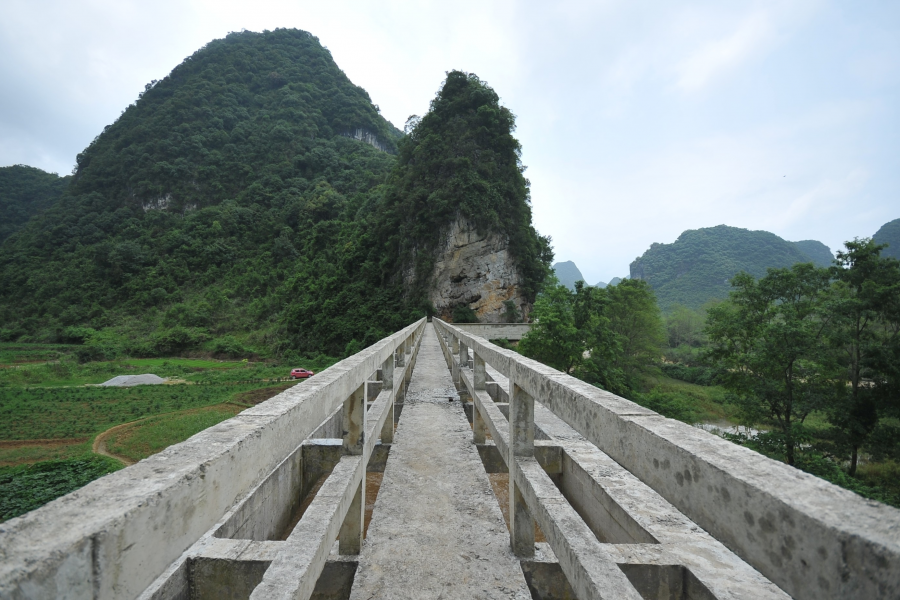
[349,324,531,600]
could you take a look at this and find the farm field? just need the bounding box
[0,345,335,521]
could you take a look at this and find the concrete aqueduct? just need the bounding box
[0,319,898,599]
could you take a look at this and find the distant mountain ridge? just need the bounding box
[552,261,622,291]
[552,261,586,290]
[629,225,834,311]
[874,218,900,260]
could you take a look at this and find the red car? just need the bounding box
[290,368,314,380]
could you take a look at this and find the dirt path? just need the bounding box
[92,422,139,466]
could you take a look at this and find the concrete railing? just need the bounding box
[453,322,532,341]
[433,318,900,600]
[0,318,426,600]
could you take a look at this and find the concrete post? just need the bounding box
[474,352,486,391]
[473,404,486,444]
[450,336,460,385]
[405,339,413,385]
[343,383,365,455]
[381,355,395,444]
[509,375,535,558]
[457,341,470,400]
[340,383,365,554]
[396,346,404,368]
[339,482,363,555]
[473,351,487,443]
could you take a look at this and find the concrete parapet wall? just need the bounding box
[0,319,426,600]
[434,318,900,600]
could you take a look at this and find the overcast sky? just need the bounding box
[2,0,898,283]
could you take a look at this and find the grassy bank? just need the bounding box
[0,346,337,522]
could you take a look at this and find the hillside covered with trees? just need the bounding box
[874,218,900,260]
[629,225,834,311]
[0,30,549,359]
[0,165,70,244]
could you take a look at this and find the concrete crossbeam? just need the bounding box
[514,457,646,600]
[435,318,900,600]
[0,320,425,599]
[250,456,364,600]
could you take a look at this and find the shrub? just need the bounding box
[452,305,479,323]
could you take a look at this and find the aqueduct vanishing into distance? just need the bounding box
[1,319,898,599]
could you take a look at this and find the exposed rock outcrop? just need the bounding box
[341,128,392,153]
[414,216,529,323]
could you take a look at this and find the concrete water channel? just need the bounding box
[1,319,899,599]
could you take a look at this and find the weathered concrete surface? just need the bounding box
[0,320,424,600]
[349,324,531,599]
[455,323,532,341]
[436,318,900,600]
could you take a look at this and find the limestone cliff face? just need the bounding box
[414,217,529,323]
[340,128,393,153]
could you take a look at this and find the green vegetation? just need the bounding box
[0,34,548,358]
[522,239,900,508]
[0,165,70,245]
[519,278,663,395]
[373,71,552,313]
[106,404,243,463]
[706,240,900,470]
[873,217,900,260]
[0,456,123,522]
[0,347,330,520]
[0,382,279,440]
[792,239,835,267]
[629,225,834,311]
[0,29,406,357]
[706,263,836,465]
[634,374,735,424]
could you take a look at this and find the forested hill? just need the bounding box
[0,29,407,356]
[629,225,834,311]
[0,165,70,244]
[0,31,548,358]
[874,218,900,259]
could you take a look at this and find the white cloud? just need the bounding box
[675,11,774,92]
[0,0,897,286]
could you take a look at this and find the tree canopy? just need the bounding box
[519,278,662,395]
[873,218,900,260]
[379,71,552,302]
[0,165,70,244]
[0,38,550,359]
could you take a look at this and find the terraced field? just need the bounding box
[0,345,335,521]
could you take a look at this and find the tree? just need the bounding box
[380,70,552,305]
[666,304,705,349]
[519,279,632,393]
[571,281,627,394]
[605,279,665,383]
[827,239,900,475]
[705,263,838,465]
[518,278,581,373]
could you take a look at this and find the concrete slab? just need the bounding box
[349,324,531,600]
